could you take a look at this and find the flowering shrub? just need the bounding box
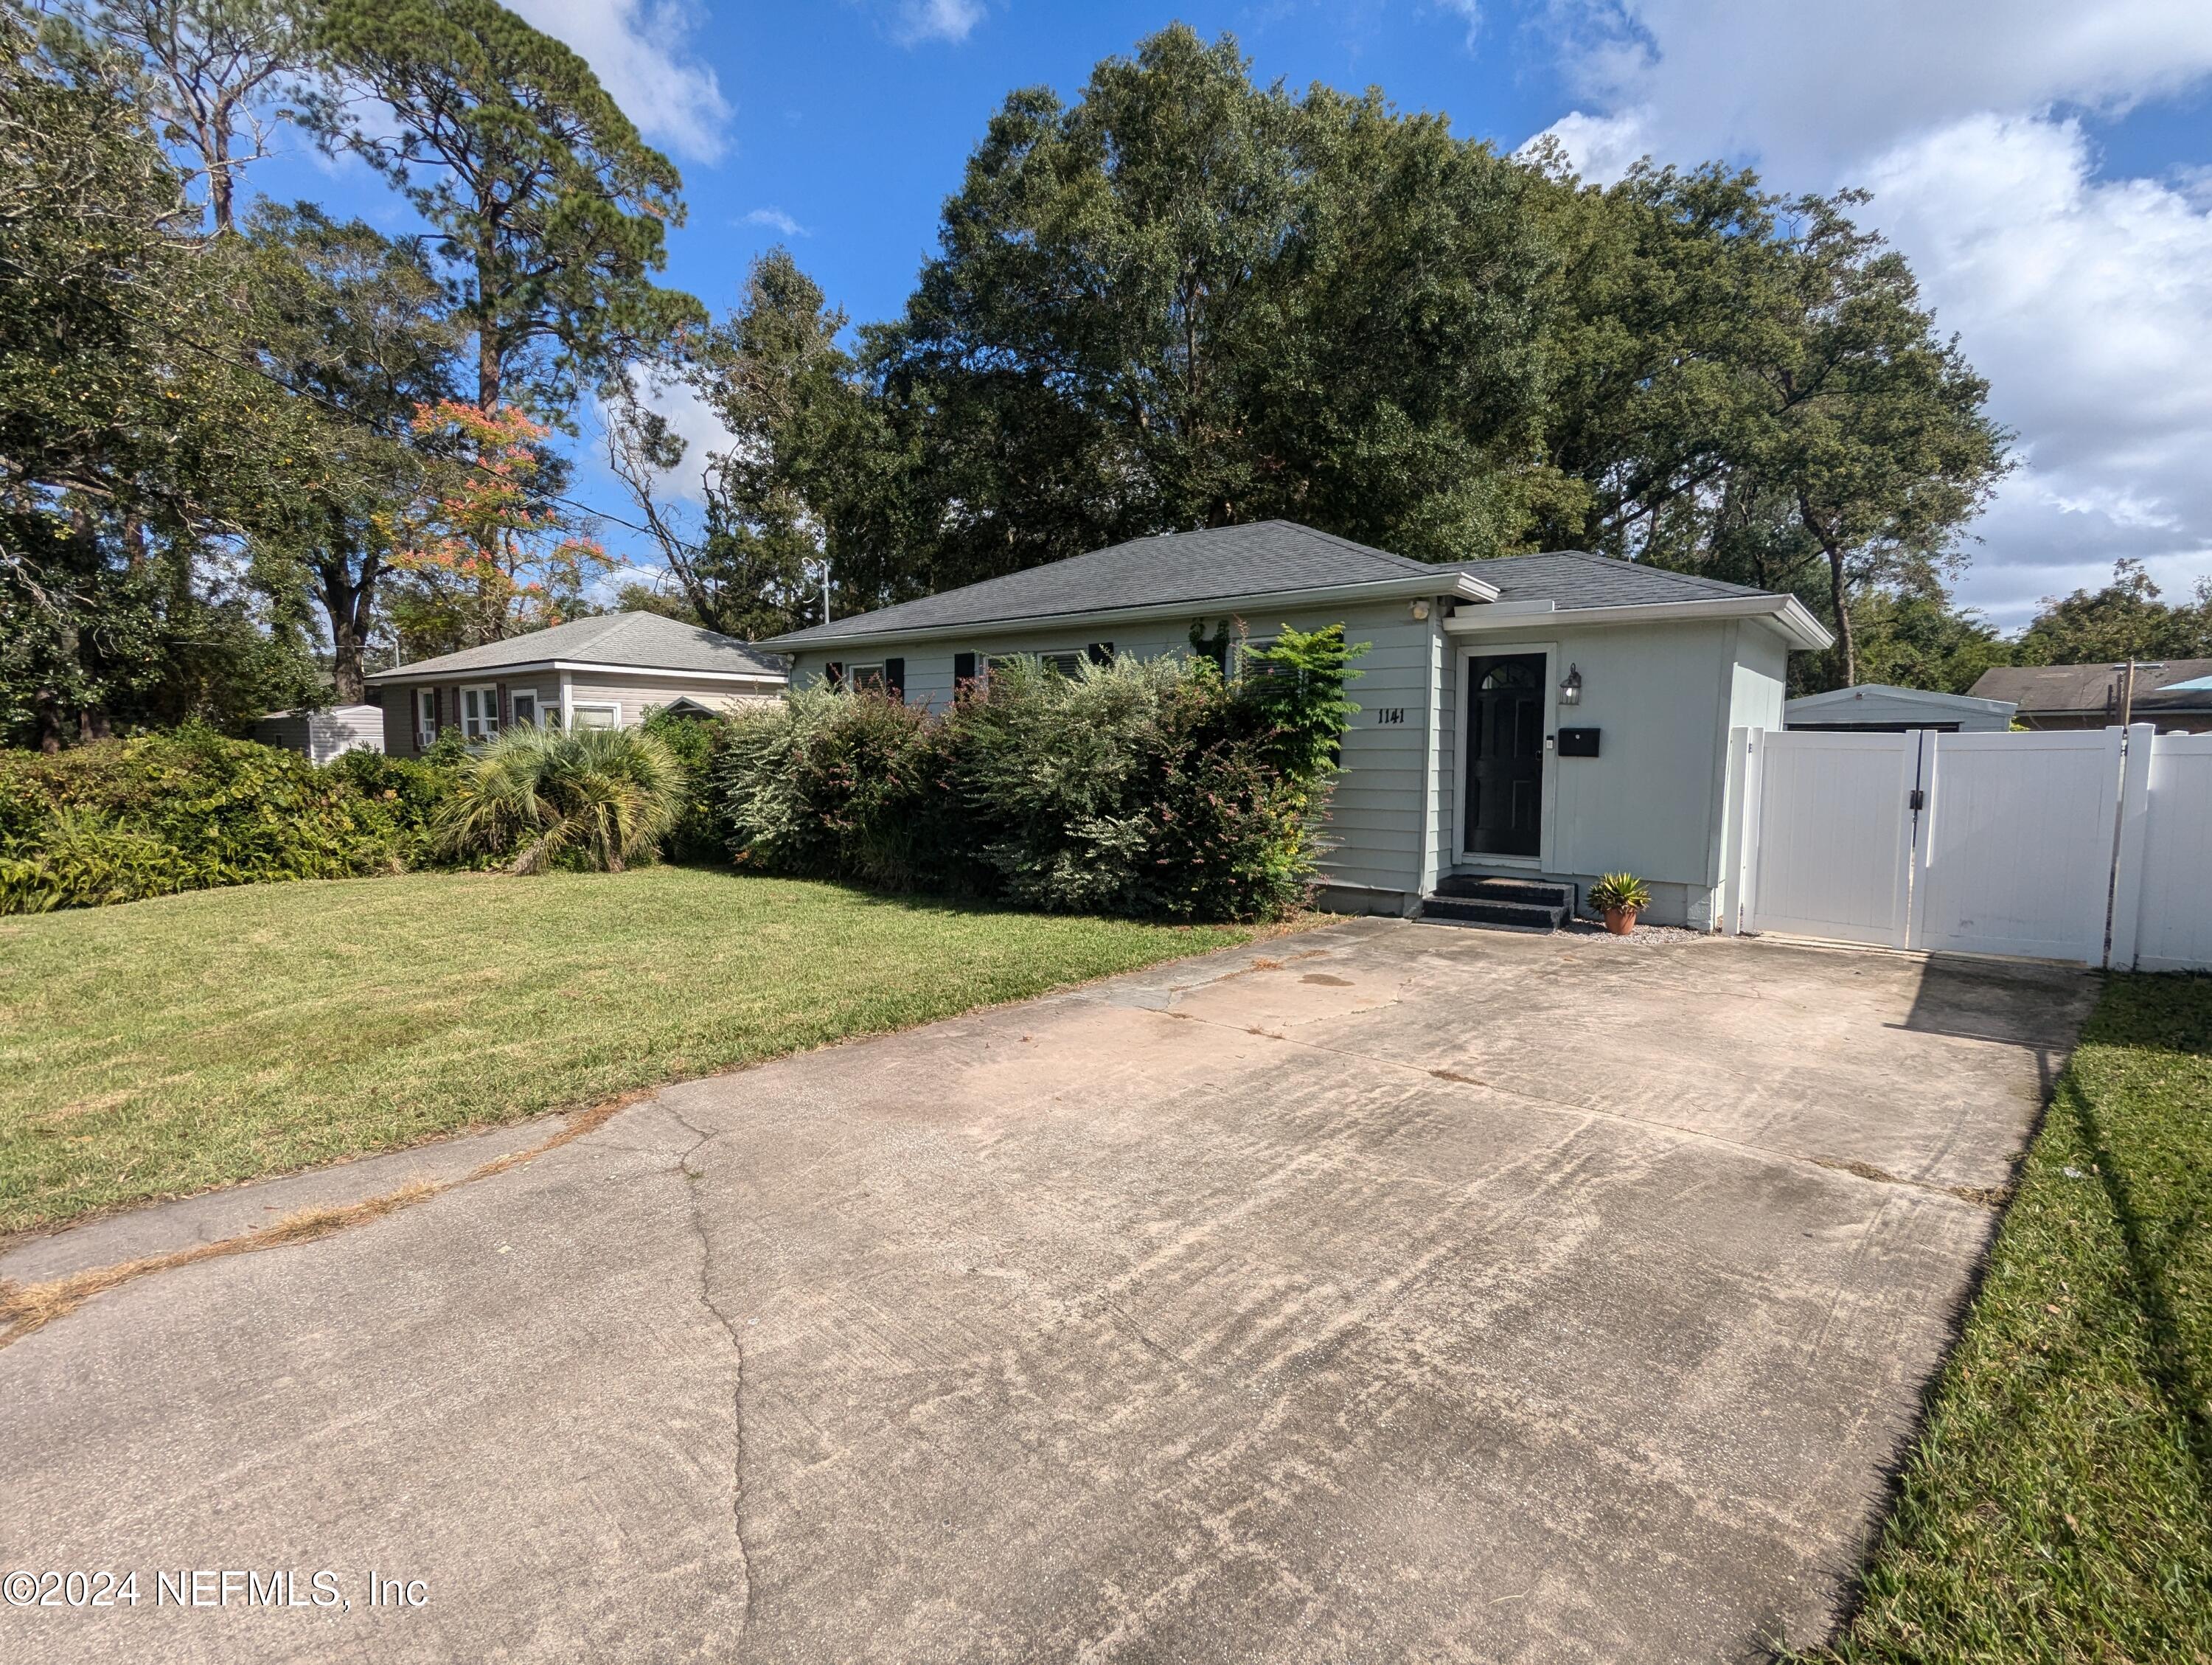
[713,628,1362,922]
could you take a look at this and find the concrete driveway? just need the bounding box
[0,919,2090,1664]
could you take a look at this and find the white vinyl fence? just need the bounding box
[2112,731,2212,973]
[1729,723,2211,971]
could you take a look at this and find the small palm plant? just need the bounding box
[438,724,686,875]
[1587,872,1652,934]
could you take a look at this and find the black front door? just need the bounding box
[1465,653,1545,857]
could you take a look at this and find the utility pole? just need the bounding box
[821,560,832,625]
[2112,660,2166,727]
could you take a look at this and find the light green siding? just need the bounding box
[789,603,1805,925]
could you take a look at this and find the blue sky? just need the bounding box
[246,1,2212,628]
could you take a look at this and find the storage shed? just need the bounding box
[255,704,386,764]
[1784,684,2016,732]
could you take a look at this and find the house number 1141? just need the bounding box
[1374,708,1406,725]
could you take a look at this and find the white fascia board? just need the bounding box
[547,660,788,684]
[1444,593,1834,651]
[763,571,1497,653]
[369,659,787,686]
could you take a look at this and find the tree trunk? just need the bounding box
[1797,490,1859,688]
[1826,540,1857,687]
[315,552,381,705]
[208,124,234,234]
[34,687,63,754]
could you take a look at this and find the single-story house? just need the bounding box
[761,521,1832,927]
[365,611,788,757]
[1969,658,2212,733]
[255,703,386,763]
[1784,683,2015,732]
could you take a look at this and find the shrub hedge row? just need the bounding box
[0,727,455,914]
[0,627,1360,922]
[712,628,1361,922]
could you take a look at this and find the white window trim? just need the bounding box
[415,687,439,751]
[566,701,620,731]
[459,682,501,741]
[844,661,887,692]
[510,689,540,727]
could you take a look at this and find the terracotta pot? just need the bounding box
[1603,907,1638,936]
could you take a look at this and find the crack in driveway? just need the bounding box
[668,1107,754,1644]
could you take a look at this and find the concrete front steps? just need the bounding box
[1418,875,1572,933]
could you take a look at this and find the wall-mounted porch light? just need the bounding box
[1559,663,1583,706]
[1408,598,1432,622]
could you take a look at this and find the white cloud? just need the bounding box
[895,0,985,46]
[507,0,731,163]
[608,375,737,510]
[1433,0,1484,49]
[1542,0,2212,182]
[745,206,811,237]
[1863,116,2212,618]
[1532,1,2212,627]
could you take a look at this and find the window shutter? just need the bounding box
[884,658,905,700]
[953,651,977,689]
[825,661,844,690]
[1086,642,1113,665]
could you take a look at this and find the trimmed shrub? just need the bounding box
[0,726,446,914]
[712,628,1363,922]
[437,724,686,874]
[640,706,725,863]
[715,685,959,891]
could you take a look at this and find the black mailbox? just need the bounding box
[1557,727,1601,757]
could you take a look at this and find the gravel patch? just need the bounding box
[1560,917,1718,947]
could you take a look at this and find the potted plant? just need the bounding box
[1587,872,1651,936]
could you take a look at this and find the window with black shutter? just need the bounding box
[953,651,978,691]
[1086,642,1114,665]
[825,661,844,689]
[884,658,905,701]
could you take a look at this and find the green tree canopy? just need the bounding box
[0,6,318,745]
[860,24,1559,602]
[2017,560,2212,666]
[313,0,703,420]
[236,201,459,698]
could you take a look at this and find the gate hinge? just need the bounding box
[1909,788,1926,812]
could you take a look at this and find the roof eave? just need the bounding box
[1444,593,1834,650]
[366,658,788,686]
[760,571,1496,652]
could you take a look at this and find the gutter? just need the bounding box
[761,571,1500,653]
[1442,593,1834,652]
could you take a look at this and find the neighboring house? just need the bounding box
[366,612,788,757]
[761,521,1831,927]
[1970,658,2212,733]
[255,704,386,763]
[1784,683,2015,732]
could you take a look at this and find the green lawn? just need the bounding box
[1803,975,2212,1664]
[0,868,1289,1236]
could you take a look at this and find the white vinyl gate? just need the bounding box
[1733,723,2211,969]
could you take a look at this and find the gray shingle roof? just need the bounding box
[767,522,1443,647]
[368,611,787,682]
[1970,658,2212,714]
[1432,551,1777,608]
[766,522,1790,648]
